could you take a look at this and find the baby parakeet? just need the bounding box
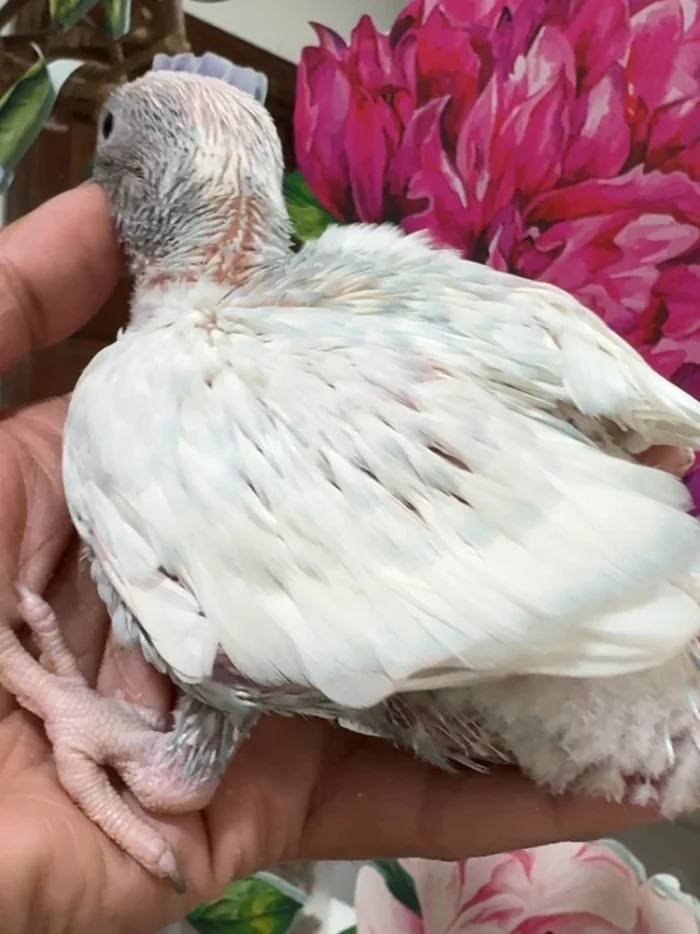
[5,52,700,889]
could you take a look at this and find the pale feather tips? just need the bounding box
[151,51,269,104]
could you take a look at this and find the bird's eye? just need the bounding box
[100,110,114,140]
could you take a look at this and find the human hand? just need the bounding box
[0,185,654,934]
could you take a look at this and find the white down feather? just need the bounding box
[63,224,700,710]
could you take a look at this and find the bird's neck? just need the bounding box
[130,192,293,296]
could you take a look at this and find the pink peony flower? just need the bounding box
[295,0,700,506]
[354,844,700,933]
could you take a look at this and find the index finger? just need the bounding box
[0,183,120,375]
[277,724,656,863]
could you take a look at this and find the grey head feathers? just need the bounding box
[92,54,288,286]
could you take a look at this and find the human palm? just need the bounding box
[0,187,652,934]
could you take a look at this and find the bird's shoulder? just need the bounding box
[240,223,529,324]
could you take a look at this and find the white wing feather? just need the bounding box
[63,224,700,709]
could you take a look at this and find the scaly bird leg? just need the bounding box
[0,586,257,889]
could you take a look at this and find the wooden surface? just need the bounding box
[3,16,297,404]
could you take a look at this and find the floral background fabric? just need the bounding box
[355,842,700,933]
[290,0,700,510]
[179,842,700,933]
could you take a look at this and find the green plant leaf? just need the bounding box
[0,55,84,194]
[188,877,303,934]
[102,0,131,39]
[49,0,102,31]
[336,927,358,934]
[283,170,337,242]
[372,860,422,917]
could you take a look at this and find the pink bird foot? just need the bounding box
[0,585,254,889]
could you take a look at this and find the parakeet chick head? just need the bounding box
[93,64,287,284]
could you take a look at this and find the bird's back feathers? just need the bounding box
[63,223,700,711]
